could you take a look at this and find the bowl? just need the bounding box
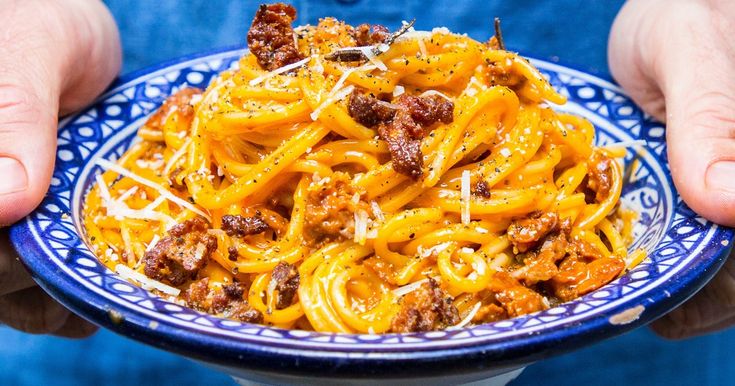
[10,47,734,385]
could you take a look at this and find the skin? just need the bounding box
[609,0,735,339]
[0,0,730,340]
[0,0,120,337]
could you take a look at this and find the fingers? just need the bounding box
[0,230,35,295]
[0,0,121,225]
[610,0,735,226]
[0,286,70,334]
[651,256,735,339]
[52,313,99,339]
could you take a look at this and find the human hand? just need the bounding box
[609,0,735,338]
[0,0,120,337]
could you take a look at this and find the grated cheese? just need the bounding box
[95,158,212,222]
[392,278,430,298]
[393,85,405,97]
[420,89,453,102]
[447,302,482,330]
[370,200,385,222]
[475,226,489,234]
[358,46,388,71]
[116,186,139,202]
[145,234,160,253]
[310,85,355,121]
[419,242,452,258]
[417,38,428,57]
[353,209,369,245]
[115,264,180,296]
[461,170,471,225]
[249,56,311,86]
[162,138,192,176]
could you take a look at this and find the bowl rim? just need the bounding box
[10,45,735,378]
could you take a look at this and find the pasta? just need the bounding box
[82,3,643,333]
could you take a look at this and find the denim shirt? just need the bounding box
[104,0,624,76]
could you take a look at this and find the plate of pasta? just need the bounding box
[10,3,734,385]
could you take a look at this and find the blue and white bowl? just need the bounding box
[10,47,734,385]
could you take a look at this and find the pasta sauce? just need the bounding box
[82,3,644,333]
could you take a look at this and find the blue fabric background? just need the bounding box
[2,1,733,385]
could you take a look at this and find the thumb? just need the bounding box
[610,0,735,226]
[0,0,121,225]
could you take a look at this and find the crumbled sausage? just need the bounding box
[184,278,263,323]
[227,246,239,262]
[304,171,369,242]
[221,214,270,237]
[398,94,454,129]
[474,180,492,198]
[550,255,624,301]
[144,217,217,286]
[351,23,390,46]
[226,302,264,324]
[270,262,300,309]
[247,3,303,71]
[587,152,614,202]
[516,231,568,285]
[507,211,560,252]
[139,87,203,138]
[378,117,424,178]
[347,91,454,179]
[488,272,547,317]
[473,303,508,323]
[390,278,460,332]
[347,91,396,128]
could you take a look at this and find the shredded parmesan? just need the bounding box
[249,56,311,86]
[311,55,324,74]
[353,209,369,244]
[448,302,482,330]
[475,226,489,234]
[420,89,453,102]
[310,85,355,121]
[499,148,511,158]
[115,264,180,296]
[392,278,430,298]
[145,235,160,253]
[419,242,452,258]
[461,170,471,225]
[329,64,375,101]
[117,186,139,202]
[162,138,192,176]
[417,38,428,57]
[358,46,388,71]
[95,174,112,203]
[393,85,405,97]
[95,158,211,222]
[370,201,385,222]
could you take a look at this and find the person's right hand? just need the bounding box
[609,0,735,339]
[0,0,121,337]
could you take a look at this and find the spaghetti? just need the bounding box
[83,3,642,333]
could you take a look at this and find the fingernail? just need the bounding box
[707,161,735,193]
[0,157,28,195]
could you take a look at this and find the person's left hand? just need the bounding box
[0,0,121,337]
[609,0,735,339]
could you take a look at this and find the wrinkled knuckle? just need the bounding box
[0,83,42,123]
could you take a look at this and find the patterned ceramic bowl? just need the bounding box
[10,47,734,385]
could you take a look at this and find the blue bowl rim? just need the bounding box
[9,45,735,378]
